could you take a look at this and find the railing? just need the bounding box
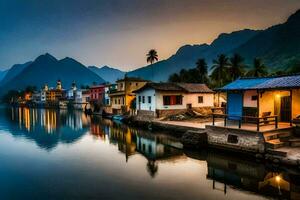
[212,113,278,131]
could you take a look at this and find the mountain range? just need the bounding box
[127,9,300,81]
[88,66,125,83]
[0,53,105,95]
[0,9,299,94]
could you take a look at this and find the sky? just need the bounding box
[0,0,300,71]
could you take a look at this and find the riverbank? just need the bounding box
[128,117,300,168]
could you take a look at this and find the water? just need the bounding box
[0,107,299,200]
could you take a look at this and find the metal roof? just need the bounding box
[220,75,300,91]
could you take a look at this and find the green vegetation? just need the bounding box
[169,54,300,89]
[2,86,37,103]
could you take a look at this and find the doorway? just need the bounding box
[280,96,291,122]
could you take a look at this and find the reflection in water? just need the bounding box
[0,107,300,199]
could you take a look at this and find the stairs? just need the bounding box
[264,129,293,150]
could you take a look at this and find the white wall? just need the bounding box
[244,90,258,108]
[136,88,156,111]
[156,91,186,110]
[185,93,214,107]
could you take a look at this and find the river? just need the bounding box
[0,107,299,199]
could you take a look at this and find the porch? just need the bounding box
[212,113,293,132]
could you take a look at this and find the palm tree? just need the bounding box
[146,49,158,81]
[246,58,268,77]
[196,58,208,83]
[211,54,230,87]
[229,54,245,81]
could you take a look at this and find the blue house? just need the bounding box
[219,74,300,125]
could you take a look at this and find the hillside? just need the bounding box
[128,9,300,81]
[0,70,8,82]
[0,61,32,85]
[88,66,125,83]
[128,29,260,81]
[232,9,300,71]
[0,53,105,95]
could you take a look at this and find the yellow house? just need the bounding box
[109,77,148,114]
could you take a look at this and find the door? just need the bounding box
[227,92,243,120]
[280,96,291,122]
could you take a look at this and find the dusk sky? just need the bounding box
[0,0,300,71]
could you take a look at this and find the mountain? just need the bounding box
[128,29,260,81]
[0,53,105,95]
[88,65,125,83]
[232,9,300,71]
[0,70,8,82]
[0,61,32,85]
[128,9,300,81]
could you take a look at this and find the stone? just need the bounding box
[181,130,207,149]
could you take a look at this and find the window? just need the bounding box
[142,96,145,103]
[118,98,120,104]
[228,135,238,144]
[163,95,182,105]
[148,96,151,103]
[163,96,171,105]
[136,83,138,86]
[251,95,258,101]
[198,96,204,103]
[138,96,141,103]
[114,98,117,104]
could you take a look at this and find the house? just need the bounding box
[219,75,300,126]
[134,82,215,118]
[90,85,105,103]
[109,77,148,114]
[104,84,117,106]
[204,75,300,155]
[46,80,64,102]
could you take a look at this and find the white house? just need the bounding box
[134,83,215,117]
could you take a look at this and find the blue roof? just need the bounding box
[220,75,300,91]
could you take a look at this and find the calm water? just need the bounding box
[0,107,299,200]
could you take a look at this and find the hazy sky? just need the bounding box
[0,0,299,71]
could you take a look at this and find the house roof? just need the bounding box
[133,82,214,93]
[177,83,214,93]
[220,74,300,91]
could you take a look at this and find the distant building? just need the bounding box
[134,82,215,118]
[109,77,148,114]
[90,85,105,103]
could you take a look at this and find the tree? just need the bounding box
[210,54,230,87]
[196,58,208,83]
[168,73,181,82]
[229,54,245,80]
[246,58,268,77]
[146,49,158,81]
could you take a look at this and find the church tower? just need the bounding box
[56,80,62,90]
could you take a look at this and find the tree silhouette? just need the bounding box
[196,58,208,83]
[146,49,159,81]
[246,58,268,77]
[229,53,245,81]
[210,54,230,87]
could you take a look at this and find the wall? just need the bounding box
[156,91,186,110]
[292,89,300,119]
[185,93,214,107]
[206,125,265,153]
[259,90,290,117]
[136,88,156,111]
[244,90,258,108]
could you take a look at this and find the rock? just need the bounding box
[181,130,207,149]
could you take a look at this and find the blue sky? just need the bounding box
[0,0,299,71]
